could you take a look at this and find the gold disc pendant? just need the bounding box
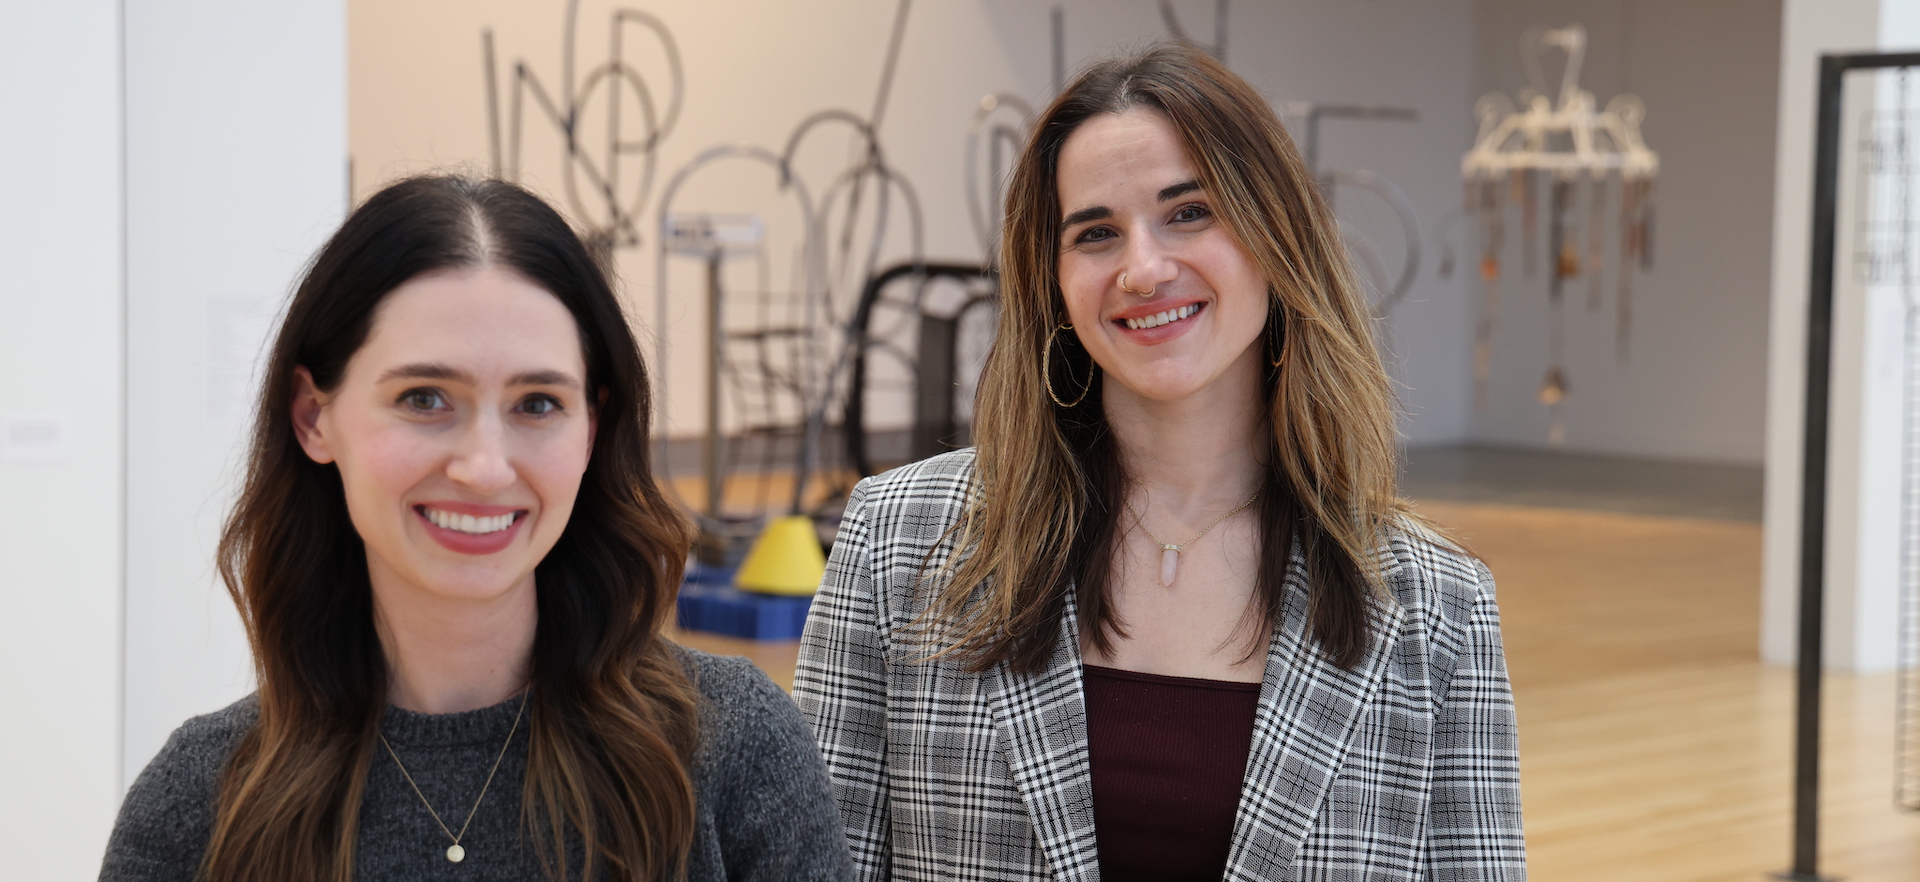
[447,844,466,863]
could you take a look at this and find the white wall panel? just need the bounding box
[122,0,347,780]
[0,2,125,877]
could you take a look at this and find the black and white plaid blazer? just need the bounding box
[793,449,1526,881]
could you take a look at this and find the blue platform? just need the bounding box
[676,564,814,641]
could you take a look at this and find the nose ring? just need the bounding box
[1119,272,1155,298]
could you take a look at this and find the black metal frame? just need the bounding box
[1786,49,1920,882]
[843,261,995,478]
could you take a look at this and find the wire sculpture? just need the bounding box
[1282,103,1423,318]
[482,0,683,262]
[1459,24,1659,446]
[965,94,1034,258]
[1158,0,1229,64]
[643,0,931,557]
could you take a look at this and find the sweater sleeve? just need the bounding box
[694,653,856,881]
[98,702,251,882]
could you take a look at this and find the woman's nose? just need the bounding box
[445,414,516,492]
[1122,228,1179,293]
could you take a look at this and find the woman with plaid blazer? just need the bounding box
[795,44,1524,881]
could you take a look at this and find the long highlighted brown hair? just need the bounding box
[206,176,699,881]
[932,43,1403,672]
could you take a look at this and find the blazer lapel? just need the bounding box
[983,591,1101,882]
[1223,556,1405,880]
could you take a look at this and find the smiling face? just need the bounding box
[291,265,594,608]
[1055,107,1271,405]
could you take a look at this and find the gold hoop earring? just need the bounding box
[1044,323,1094,407]
[1119,272,1155,298]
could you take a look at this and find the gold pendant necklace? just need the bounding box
[1127,492,1259,586]
[380,689,529,864]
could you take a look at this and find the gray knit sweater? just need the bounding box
[98,648,854,881]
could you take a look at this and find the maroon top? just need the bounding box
[1082,664,1262,882]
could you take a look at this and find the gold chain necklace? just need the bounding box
[379,689,529,864]
[1127,492,1259,586]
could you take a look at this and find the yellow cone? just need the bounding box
[734,515,827,596]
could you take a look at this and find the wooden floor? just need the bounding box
[677,497,1920,879]
[1416,500,1918,881]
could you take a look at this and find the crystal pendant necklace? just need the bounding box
[380,688,528,864]
[1127,492,1259,586]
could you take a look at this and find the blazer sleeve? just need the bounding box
[1425,562,1528,880]
[793,480,895,881]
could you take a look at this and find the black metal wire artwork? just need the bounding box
[966,93,1033,259]
[1285,103,1423,319]
[643,0,955,555]
[1158,0,1229,64]
[482,0,683,262]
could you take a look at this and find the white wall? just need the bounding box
[121,0,348,778]
[0,2,126,877]
[347,0,1479,447]
[1470,0,1782,464]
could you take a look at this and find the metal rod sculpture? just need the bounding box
[1158,0,1229,64]
[1284,103,1423,318]
[647,0,926,545]
[966,93,1034,259]
[482,0,683,261]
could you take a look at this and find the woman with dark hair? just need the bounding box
[99,176,853,881]
[795,43,1525,881]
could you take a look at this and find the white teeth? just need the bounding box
[1123,303,1199,330]
[424,508,517,534]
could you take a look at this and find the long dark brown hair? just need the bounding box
[206,176,699,881]
[931,43,1404,673]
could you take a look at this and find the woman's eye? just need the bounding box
[519,394,562,417]
[1173,204,1210,223]
[400,389,446,412]
[1073,226,1115,245]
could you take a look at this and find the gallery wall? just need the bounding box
[0,3,125,876]
[120,0,348,789]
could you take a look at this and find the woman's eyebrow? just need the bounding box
[1158,180,1201,201]
[1061,205,1111,228]
[375,363,581,389]
[377,362,471,384]
[509,369,582,389]
[1060,181,1203,228]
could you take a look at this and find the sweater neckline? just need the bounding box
[379,690,530,747]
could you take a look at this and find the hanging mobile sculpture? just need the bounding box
[1461,24,1658,444]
